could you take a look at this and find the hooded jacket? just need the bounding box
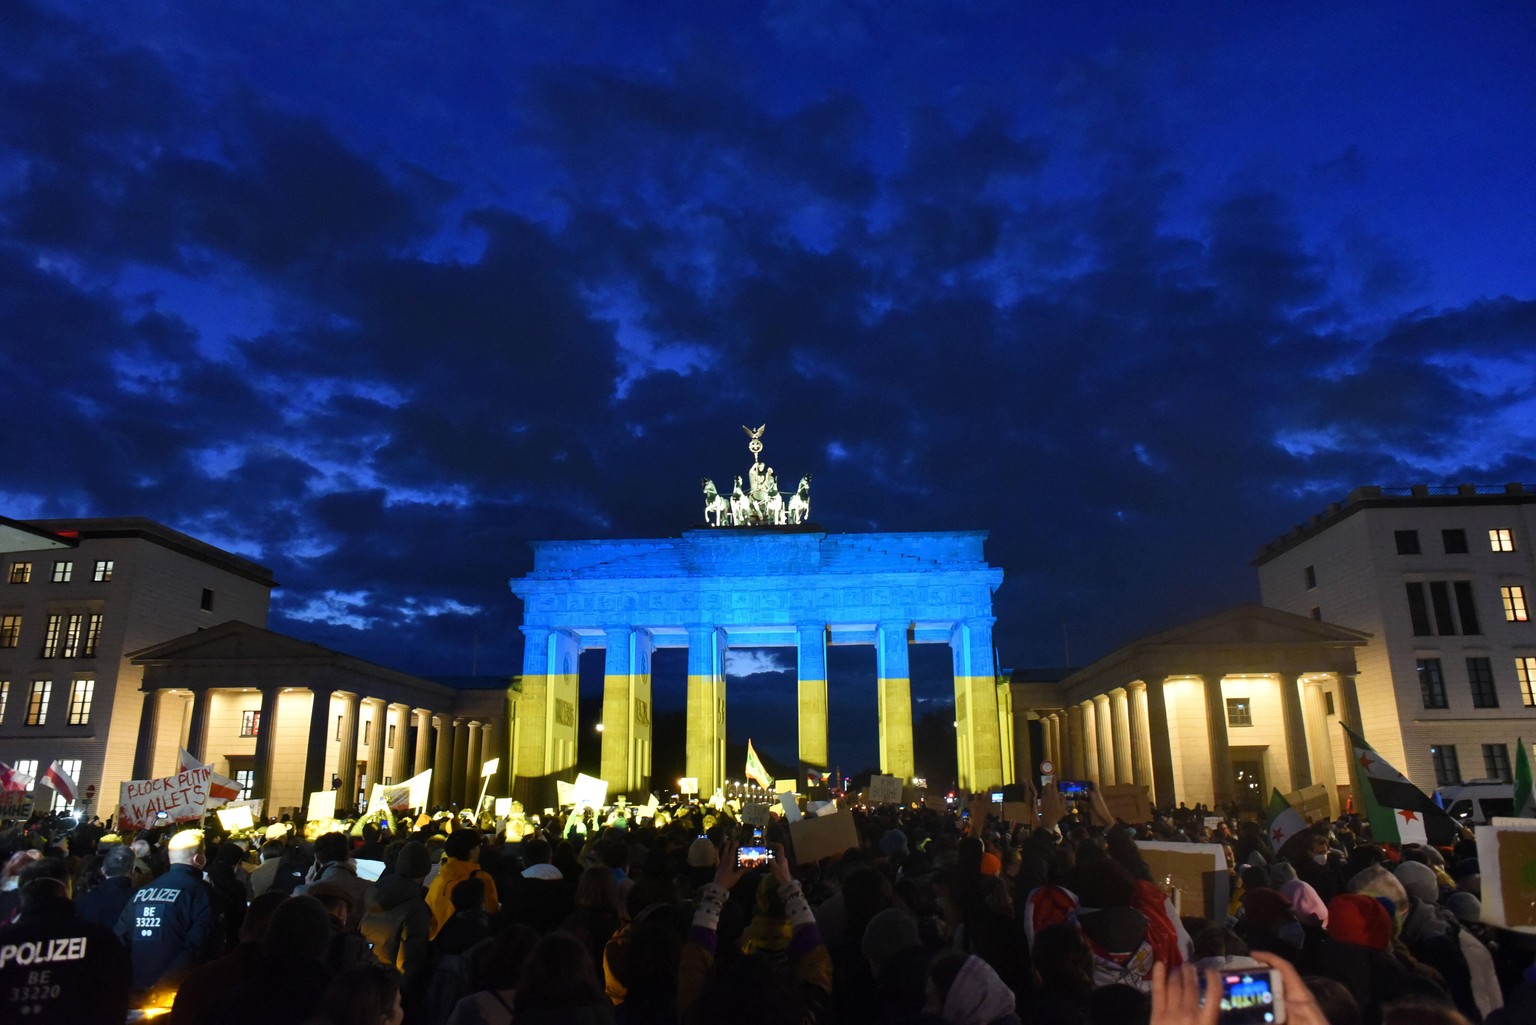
[425,858,500,938]
[360,873,433,991]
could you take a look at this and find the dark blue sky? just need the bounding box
[4,2,1534,773]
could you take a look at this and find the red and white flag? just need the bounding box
[0,762,35,793]
[42,761,79,803]
[179,748,243,804]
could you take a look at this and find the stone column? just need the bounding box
[876,620,914,779]
[1048,713,1062,771]
[950,618,1003,790]
[389,703,411,784]
[363,697,387,799]
[336,692,361,813]
[465,722,483,809]
[1065,704,1084,779]
[601,627,654,795]
[1111,688,1133,785]
[1279,673,1311,790]
[252,685,281,807]
[1080,700,1100,782]
[413,709,432,775]
[449,718,470,808]
[432,715,454,808]
[1143,677,1177,809]
[132,689,163,779]
[1127,682,1151,788]
[513,627,580,799]
[1336,672,1363,733]
[302,689,337,802]
[686,625,726,794]
[797,622,830,770]
[1203,673,1234,807]
[1094,694,1114,785]
[185,687,212,762]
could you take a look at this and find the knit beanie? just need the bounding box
[1327,893,1391,950]
[880,829,909,858]
[1348,864,1408,934]
[1394,861,1439,905]
[862,907,921,968]
[687,837,719,868]
[395,841,431,879]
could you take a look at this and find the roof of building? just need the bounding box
[18,516,277,586]
[0,515,74,554]
[1252,482,1536,567]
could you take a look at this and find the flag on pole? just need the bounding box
[1342,723,1459,846]
[745,739,774,790]
[41,761,78,804]
[1514,738,1534,818]
[1266,789,1306,851]
[179,748,242,805]
[0,762,35,793]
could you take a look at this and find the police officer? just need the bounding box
[116,827,220,1007]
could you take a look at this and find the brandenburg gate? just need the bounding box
[508,427,1010,799]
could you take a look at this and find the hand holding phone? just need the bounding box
[1199,968,1286,1024]
[734,844,776,870]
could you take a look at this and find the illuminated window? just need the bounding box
[51,561,72,583]
[234,769,255,800]
[1430,745,1461,787]
[61,614,85,658]
[82,613,102,657]
[40,614,63,658]
[1502,586,1529,622]
[1395,530,1421,555]
[1418,658,1447,709]
[67,678,94,724]
[1517,657,1536,707]
[1467,657,1499,708]
[1442,529,1468,554]
[93,560,114,582]
[26,680,51,725]
[1484,744,1512,783]
[0,615,19,648]
[1225,697,1253,727]
[46,759,81,811]
[13,759,37,784]
[0,680,8,722]
[241,710,261,737]
[1490,529,1515,552]
[8,562,31,584]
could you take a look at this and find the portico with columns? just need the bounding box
[129,621,506,816]
[1014,605,1368,813]
[510,530,1009,803]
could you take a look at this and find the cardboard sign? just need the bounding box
[0,794,35,819]
[867,774,904,805]
[740,801,771,826]
[215,804,256,832]
[1099,783,1152,824]
[773,778,799,796]
[118,766,212,831]
[573,773,608,809]
[806,800,837,816]
[678,777,699,795]
[1136,841,1229,920]
[789,808,860,865]
[1477,819,1536,933]
[778,790,803,823]
[1284,783,1333,823]
[308,790,338,821]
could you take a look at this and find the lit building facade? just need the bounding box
[1255,484,1536,792]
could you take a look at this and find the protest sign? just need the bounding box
[481,757,500,778]
[1477,818,1536,932]
[494,797,514,817]
[678,777,699,795]
[573,773,609,808]
[773,779,798,796]
[1136,840,1228,919]
[216,804,255,831]
[789,810,859,865]
[1001,801,1035,826]
[1284,783,1333,823]
[778,790,803,822]
[867,774,903,805]
[556,780,576,806]
[740,801,771,826]
[118,766,212,831]
[0,793,34,819]
[1099,783,1152,823]
[308,790,337,821]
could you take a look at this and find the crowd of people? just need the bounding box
[0,779,1531,1025]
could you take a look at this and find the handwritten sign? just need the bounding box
[1136,840,1228,919]
[0,794,35,819]
[867,774,904,805]
[1478,819,1536,933]
[118,766,212,831]
[789,809,860,865]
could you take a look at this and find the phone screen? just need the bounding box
[735,845,775,869]
[1057,780,1090,797]
[1202,970,1283,1024]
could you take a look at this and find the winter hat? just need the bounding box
[879,829,909,858]
[395,841,431,879]
[1278,879,1329,928]
[1241,888,1294,934]
[861,907,921,968]
[687,837,719,868]
[1349,865,1408,934]
[1327,893,1392,951]
[1394,861,1439,905]
[979,852,1002,876]
[1444,891,1482,924]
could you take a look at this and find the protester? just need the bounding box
[116,827,220,1006]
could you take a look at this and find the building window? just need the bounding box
[1406,583,1432,635]
[1502,586,1529,623]
[200,588,215,612]
[1442,529,1468,554]
[1484,744,1513,782]
[40,614,63,658]
[1406,581,1481,636]
[1418,658,1447,709]
[0,680,8,723]
[8,562,31,584]
[1395,530,1421,555]
[1490,529,1516,552]
[12,760,37,785]
[336,714,344,741]
[67,678,94,724]
[1310,607,1322,621]
[1467,657,1499,708]
[82,613,102,657]
[1455,581,1482,635]
[1225,697,1253,727]
[363,720,372,745]
[241,710,261,737]
[1519,657,1536,707]
[25,680,51,725]
[61,613,85,658]
[92,560,114,582]
[1304,565,1316,589]
[45,759,80,811]
[1430,745,1461,787]
[234,769,255,800]
[1324,691,1335,716]
[1430,581,1458,634]
[50,561,73,583]
[0,615,19,648]
[387,722,396,748]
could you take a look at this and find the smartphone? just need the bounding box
[752,827,764,840]
[735,845,776,869]
[1200,969,1286,1024]
[1056,780,1091,796]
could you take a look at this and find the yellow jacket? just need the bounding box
[424,858,500,937]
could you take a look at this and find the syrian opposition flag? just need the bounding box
[1514,738,1534,818]
[1342,723,1459,846]
[179,748,242,805]
[0,762,35,793]
[745,739,774,791]
[1267,789,1307,850]
[41,761,78,803]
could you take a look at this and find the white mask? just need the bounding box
[1311,852,1328,865]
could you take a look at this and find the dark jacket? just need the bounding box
[0,891,132,1025]
[359,873,433,992]
[115,862,220,994]
[74,874,135,931]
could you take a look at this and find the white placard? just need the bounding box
[678,777,699,795]
[778,790,802,823]
[481,757,500,778]
[215,804,255,831]
[1477,818,1536,933]
[867,774,903,805]
[494,797,514,817]
[308,790,337,821]
[573,773,608,809]
[354,858,386,882]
